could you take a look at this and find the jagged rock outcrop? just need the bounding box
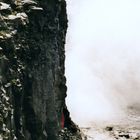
[0,0,81,140]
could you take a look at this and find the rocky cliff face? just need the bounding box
[0,0,81,140]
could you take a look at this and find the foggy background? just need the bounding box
[65,0,140,126]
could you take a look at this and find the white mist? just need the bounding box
[65,0,140,126]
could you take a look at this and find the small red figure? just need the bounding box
[61,112,65,128]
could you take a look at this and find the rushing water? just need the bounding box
[65,0,140,139]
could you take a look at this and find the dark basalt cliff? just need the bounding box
[0,0,81,140]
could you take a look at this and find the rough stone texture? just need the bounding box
[0,0,82,140]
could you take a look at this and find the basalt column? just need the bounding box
[0,0,81,140]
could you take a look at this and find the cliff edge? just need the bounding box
[0,0,81,139]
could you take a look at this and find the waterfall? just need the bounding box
[65,0,140,126]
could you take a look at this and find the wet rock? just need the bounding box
[7,12,28,25]
[29,6,43,11]
[0,31,12,39]
[0,47,3,52]
[0,35,4,39]
[105,126,113,131]
[21,0,38,11]
[118,134,130,139]
[22,0,37,6]
[59,128,82,140]
[134,137,140,140]
[7,15,19,20]
[0,2,11,13]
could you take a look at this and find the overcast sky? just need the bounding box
[65,0,140,126]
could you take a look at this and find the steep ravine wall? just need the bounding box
[0,0,81,140]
